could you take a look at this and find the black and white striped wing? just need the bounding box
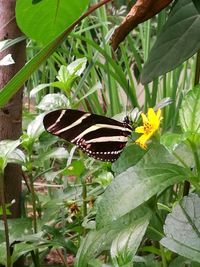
[43,109,132,162]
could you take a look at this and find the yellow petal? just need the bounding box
[135,134,150,149]
[147,108,157,122]
[156,108,161,119]
[135,126,145,133]
[148,108,161,130]
[141,113,149,124]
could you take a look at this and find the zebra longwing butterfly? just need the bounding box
[43,109,132,162]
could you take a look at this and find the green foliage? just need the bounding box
[141,0,200,84]
[179,85,200,134]
[1,0,200,266]
[75,207,151,267]
[96,162,190,228]
[16,0,89,44]
[0,140,23,172]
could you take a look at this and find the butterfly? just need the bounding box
[43,109,132,162]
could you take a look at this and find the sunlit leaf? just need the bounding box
[37,93,70,111]
[30,83,50,97]
[16,0,89,44]
[43,147,69,160]
[0,54,14,66]
[161,194,200,263]
[27,114,45,139]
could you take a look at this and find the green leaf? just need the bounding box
[11,242,38,264]
[0,243,6,265]
[96,163,189,228]
[0,37,26,52]
[160,132,190,152]
[192,0,200,13]
[27,114,45,139]
[16,0,89,44]
[78,82,103,103]
[0,4,89,108]
[141,0,200,84]
[37,93,70,111]
[0,139,20,158]
[161,193,200,263]
[43,147,69,160]
[111,215,150,267]
[75,206,151,267]
[52,58,87,93]
[112,144,147,175]
[169,256,200,267]
[0,218,33,243]
[179,85,200,134]
[64,160,85,177]
[96,171,114,188]
[30,83,50,97]
[0,140,21,170]
[42,225,77,254]
[133,255,162,267]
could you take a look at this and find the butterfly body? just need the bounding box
[43,109,132,162]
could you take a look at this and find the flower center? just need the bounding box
[144,122,153,135]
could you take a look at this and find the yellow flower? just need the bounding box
[135,108,161,149]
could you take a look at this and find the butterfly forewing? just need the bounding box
[43,109,132,162]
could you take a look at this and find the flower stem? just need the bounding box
[0,169,12,267]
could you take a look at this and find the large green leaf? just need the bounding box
[141,0,200,84]
[16,0,89,44]
[0,0,92,108]
[179,85,200,134]
[161,194,200,263]
[111,214,150,267]
[75,206,151,267]
[96,163,189,228]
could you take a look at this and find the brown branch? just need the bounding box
[110,0,173,51]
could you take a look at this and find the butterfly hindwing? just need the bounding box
[43,109,132,162]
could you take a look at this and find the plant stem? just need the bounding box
[27,155,40,266]
[0,169,12,267]
[194,49,200,85]
[160,244,167,267]
[29,174,38,234]
[81,175,87,236]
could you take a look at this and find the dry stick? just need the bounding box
[111,0,173,51]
